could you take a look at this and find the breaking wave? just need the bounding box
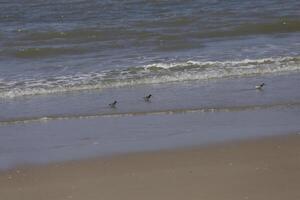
[0,56,299,98]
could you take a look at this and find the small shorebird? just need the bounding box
[255,83,265,90]
[143,94,152,102]
[109,100,117,108]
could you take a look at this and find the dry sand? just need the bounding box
[1,134,300,200]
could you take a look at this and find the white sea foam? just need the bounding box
[0,56,299,98]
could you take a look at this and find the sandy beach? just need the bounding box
[1,134,299,200]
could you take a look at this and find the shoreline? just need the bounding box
[1,104,300,170]
[1,100,300,126]
[0,132,299,172]
[1,134,300,199]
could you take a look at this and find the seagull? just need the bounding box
[109,100,117,108]
[143,94,152,102]
[255,83,265,90]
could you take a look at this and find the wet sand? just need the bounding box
[1,134,299,200]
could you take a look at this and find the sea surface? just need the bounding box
[0,0,300,169]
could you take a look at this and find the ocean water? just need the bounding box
[1,0,300,99]
[0,0,300,169]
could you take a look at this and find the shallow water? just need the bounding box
[1,103,300,170]
[0,72,300,169]
[0,73,300,123]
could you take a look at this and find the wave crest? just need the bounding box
[0,56,299,98]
